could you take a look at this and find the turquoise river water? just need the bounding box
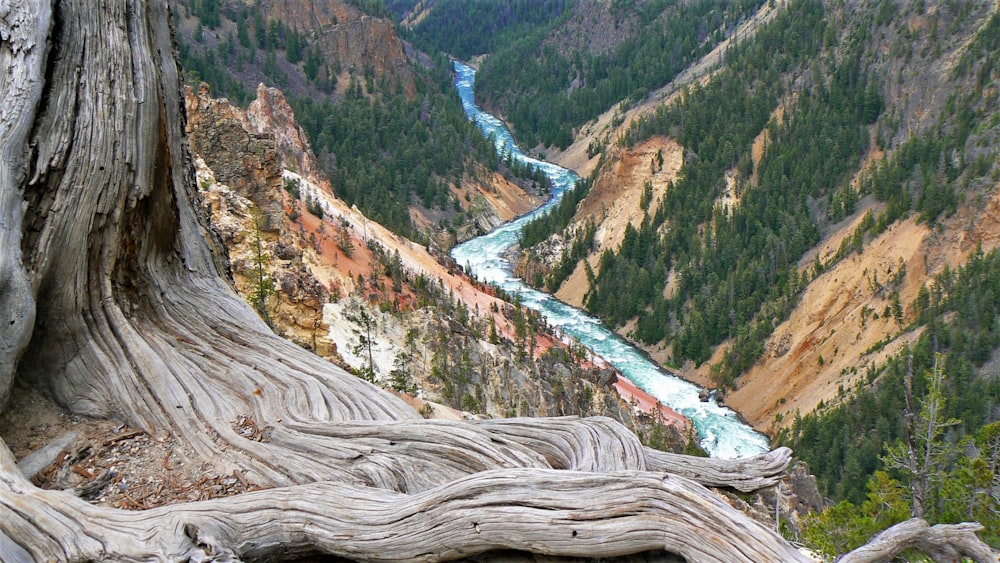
[450,61,769,458]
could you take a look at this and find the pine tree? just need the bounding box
[883,353,960,518]
[249,209,275,325]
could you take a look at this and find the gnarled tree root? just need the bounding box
[0,441,806,562]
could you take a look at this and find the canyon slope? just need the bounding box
[511,0,1000,437]
[183,81,693,446]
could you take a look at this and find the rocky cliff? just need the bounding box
[257,0,418,97]
[184,83,693,450]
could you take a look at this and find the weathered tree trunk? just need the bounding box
[0,0,47,410]
[0,1,995,561]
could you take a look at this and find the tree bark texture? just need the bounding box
[0,0,47,410]
[0,443,809,562]
[0,1,995,561]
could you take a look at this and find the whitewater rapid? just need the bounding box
[450,61,769,458]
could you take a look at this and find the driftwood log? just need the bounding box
[840,518,997,563]
[0,0,995,561]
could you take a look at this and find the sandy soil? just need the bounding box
[479,172,544,221]
[554,136,683,306]
[614,377,692,434]
[718,214,931,431]
[555,257,595,308]
[689,177,1000,434]
[749,104,785,186]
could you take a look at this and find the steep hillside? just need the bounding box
[514,0,1000,519]
[255,0,417,96]
[396,0,767,149]
[174,0,548,245]
[389,0,572,61]
[472,0,766,149]
[515,136,685,307]
[184,83,693,450]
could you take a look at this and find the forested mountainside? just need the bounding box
[182,81,691,451]
[478,0,1000,549]
[174,2,697,450]
[174,0,550,245]
[387,0,572,62]
[396,0,765,149]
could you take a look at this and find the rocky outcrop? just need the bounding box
[185,84,285,232]
[256,0,417,97]
[246,85,325,184]
[454,201,505,243]
[185,82,692,449]
[323,295,674,438]
[186,84,333,355]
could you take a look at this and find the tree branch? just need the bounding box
[840,518,998,563]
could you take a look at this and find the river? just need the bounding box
[450,61,769,459]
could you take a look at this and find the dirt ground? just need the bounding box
[1,383,267,509]
[555,136,683,308]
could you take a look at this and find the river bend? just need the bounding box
[450,61,769,458]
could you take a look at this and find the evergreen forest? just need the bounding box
[472,0,765,148]
[175,0,536,241]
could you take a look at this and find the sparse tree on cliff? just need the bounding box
[884,353,959,519]
[249,208,276,324]
[337,216,355,257]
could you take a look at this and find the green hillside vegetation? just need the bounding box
[473,0,764,148]
[290,70,498,241]
[520,177,593,249]
[389,0,572,61]
[799,355,1000,554]
[519,177,596,291]
[585,0,863,375]
[175,0,532,241]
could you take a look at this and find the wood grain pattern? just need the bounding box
[841,518,997,563]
